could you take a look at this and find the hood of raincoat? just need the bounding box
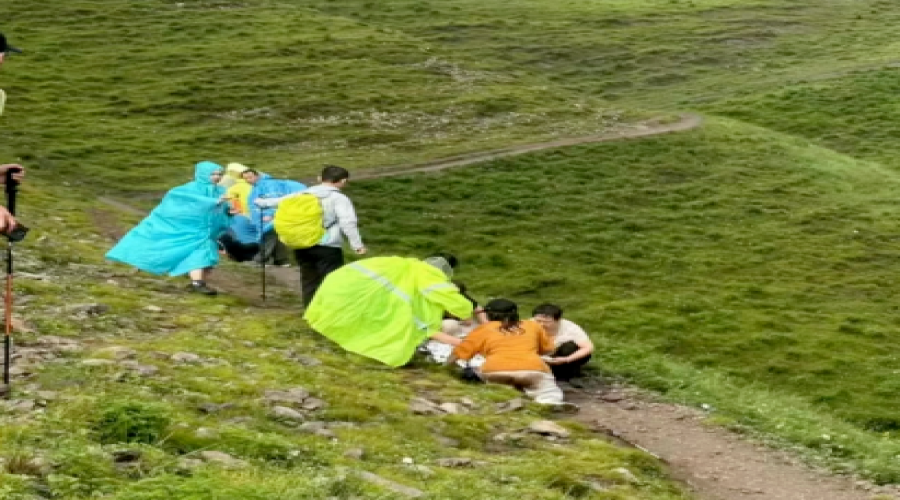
[194,161,225,195]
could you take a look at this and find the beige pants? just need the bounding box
[480,370,564,404]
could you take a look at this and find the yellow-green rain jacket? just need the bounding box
[304,256,473,367]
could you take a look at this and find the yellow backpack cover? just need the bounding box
[274,194,325,249]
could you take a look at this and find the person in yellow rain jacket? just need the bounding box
[304,254,473,367]
[219,163,253,215]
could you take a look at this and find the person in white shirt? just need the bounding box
[532,304,594,382]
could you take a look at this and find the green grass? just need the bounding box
[0,189,689,498]
[351,118,900,481]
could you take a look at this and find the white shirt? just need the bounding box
[552,319,591,347]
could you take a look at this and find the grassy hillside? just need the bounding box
[0,190,688,499]
[705,67,900,169]
[351,118,900,481]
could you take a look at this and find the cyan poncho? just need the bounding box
[106,161,231,276]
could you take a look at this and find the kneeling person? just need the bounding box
[532,304,594,382]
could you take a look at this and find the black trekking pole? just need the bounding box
[2,167,20,396]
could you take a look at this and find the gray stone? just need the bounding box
[298,421,328,433]
[264,388,309,406]
[35,391,58,402]
[98,346,137,360]
[302,397,327,411]
[600,393,625,403]
[112,449,142,463]
[435,457,486,468]
[407,464,435,478]
[171,352,201,364]
[195,427,219,439]
[177,458,204,471]
[527,420,570,438]
[67,303,110,316]
[344,448,365,460]
[199,451,248,469]
[436,435,460,448]
[438,402,466,415]
[144,305,164,313]
[355,470,424,498]
[410,397,443,415]
[273,406,305,421]
[496,398,526,413]
[150,351,171,360]
[133,364,159,377]
[460,397,477,409]
[198,402,233,414]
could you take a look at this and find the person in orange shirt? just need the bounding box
[450,298,576,409]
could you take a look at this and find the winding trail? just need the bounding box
[92,112,896,499]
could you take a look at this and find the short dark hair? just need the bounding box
[434,252,459,269]
[321,165,350,183]
[242,169,260,177]
[532,303,563,320]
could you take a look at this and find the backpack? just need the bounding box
[274,193,327,249]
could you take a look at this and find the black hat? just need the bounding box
[0,34,22,54]
[484,298,517,314]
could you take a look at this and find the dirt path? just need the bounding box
[350,114,702,181]
[569,387,894,500]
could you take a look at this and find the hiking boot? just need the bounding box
[188,282,218,296]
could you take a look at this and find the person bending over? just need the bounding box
[532,303,595,383]
[450,299,575,410]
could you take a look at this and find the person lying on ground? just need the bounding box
[254,165,366,306]
[449,298,576,410]
[304,253,473,367]
[532,303,595,384]
[106,161,232,296]
[243,168,306,267]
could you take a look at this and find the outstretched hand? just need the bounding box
[0,164,25,184]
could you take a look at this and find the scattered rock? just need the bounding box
[132,364,159,377]
[496,398,526,413]
[299,421,329,433]
[527,420,571,439]
[407,464,435,478]
[302,397,327,411]
[460,397,477,409]
[614,467,640,484]
[82,359,115,367]
[438,402,466,415]
[9,365,32,376]
[177,458,205,471]
[264,387,309,406]
[600,393,625,403]
[144,305,164,313]
[436,435,460,447]
[34,336,82,354]
[195,427,219,439]
[67,303,110,316]
[410,397,443,415]
[273,406,305,421]
[35,391,58,402]
[149,351,170,360]
[355,470,425,498]
[3,317,34,333]
[199,451,248,469]
[198,402,234,414]
[435,457,486,468]
[171,352,201,364]
[344,448,365,460]
[98,346,137,360]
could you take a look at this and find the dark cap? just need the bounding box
[0,33,22,54]
[484,298,517,314]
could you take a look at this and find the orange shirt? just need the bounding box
[453,320,555,373]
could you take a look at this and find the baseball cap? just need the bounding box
[0,33,23,54]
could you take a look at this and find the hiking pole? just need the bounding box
[3,167,20,396]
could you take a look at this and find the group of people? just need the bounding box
[105,160,592,408]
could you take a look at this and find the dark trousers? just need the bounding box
[294,245,344,307]
[258,231,290,265]
[551,341,592,381]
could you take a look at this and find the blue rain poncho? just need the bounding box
[106,161,231,276]
[247,175,307,233]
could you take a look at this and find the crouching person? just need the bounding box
[449,299,576,410]
[532,304,594,384]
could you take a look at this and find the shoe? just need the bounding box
[188,282,218,296]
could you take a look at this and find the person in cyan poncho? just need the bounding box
[106,161,232,296]
[304,254,473,367]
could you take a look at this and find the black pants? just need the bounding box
[294,245,344,307]
[551,341,591,381]
[258,231,290,265]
